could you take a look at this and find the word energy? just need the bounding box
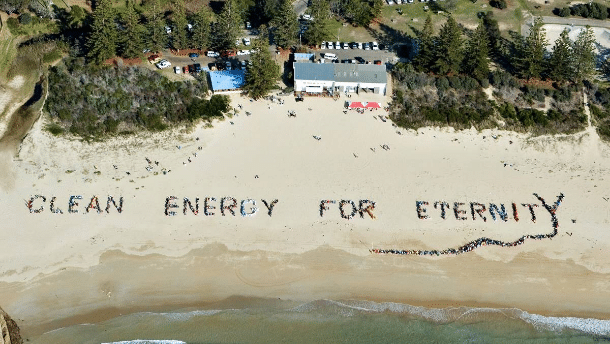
[165,197,279,217]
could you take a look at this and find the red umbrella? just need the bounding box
[349,102,364,109]
[364,102,381,109]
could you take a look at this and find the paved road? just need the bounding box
[522,15,610,35]
[293,0,308,16]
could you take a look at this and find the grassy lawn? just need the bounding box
[5,16,59,36]
[0,22,18,84]
[377,0,531,39]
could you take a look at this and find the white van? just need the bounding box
[323,53,337,60]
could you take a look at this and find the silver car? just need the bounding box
[342,42,349,49]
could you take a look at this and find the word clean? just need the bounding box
[26,195,123,214]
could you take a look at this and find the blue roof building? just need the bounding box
[209,70,246,94]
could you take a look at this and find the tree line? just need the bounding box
[412,13,596,83]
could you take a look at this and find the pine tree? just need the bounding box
[68,5,86,29]
[573,26,597,81]
[87,0,118,64]
[120,2,146,59]
[548,28,573,82]
[192,5,213,51]
[172,4,188,50]
[215,0,242,50]
[434,15,463,75]
[516,17,547,79]
[482,11,501,57]
[145,0,167,53]
[271,0,298,48]
[304,0,333,46]
[413,15,435,72]
[244,25,280,99]
[463,22,489,81]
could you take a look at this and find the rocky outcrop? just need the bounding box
[0,308,22,344]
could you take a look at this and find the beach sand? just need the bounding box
[1,91,610,340]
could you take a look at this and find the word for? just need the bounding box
[319,199,376,219]
[164,197,279,217]
[26,195,123,214]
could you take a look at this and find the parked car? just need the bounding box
[174,66,181,74]
[355,56,366,64]
[148,54,161,64]
[165,26,172,34]
[241,60,247,69]
[221,50,237,57]
[183,66,190,73]
[323,52,337,60]
[374,60,382,65]
[193,63,201,73]
[225,61,232,70]
[372,41,379,50]
[357,42,363,49]
[245,21,251,29]
[386,0,394,4]
[350,42,358,49]
[187,65,194,73]
[301,14,312,20]
[327,42,334,49]
[363,42,370,50]
[187,23,193,32]
[335,41,340,49]
[237,50,250,55]
[243,38,251,46]
[206,51,219,57]
[342,42,349,49]
[189,53,199,59]
[156,59,171,69]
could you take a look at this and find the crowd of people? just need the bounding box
[372,193,565,256]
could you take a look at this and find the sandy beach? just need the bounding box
[1,91,610,340]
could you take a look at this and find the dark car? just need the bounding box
[189,53,199,59]
[355,57,366,64]
[193,63,201,73]
[187,65,194,73]
[295,97,304,102]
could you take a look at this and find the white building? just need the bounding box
[293,62,387,95]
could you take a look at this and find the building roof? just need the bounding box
[209,70,246,91]
[294,62,387,84]
[294,53,315,61]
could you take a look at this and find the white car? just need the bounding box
[321,41,326,48]
[236,39,241,46]
[302,14,312,20]
[156,59,171,69]
[243,37,251,46]
[206,51,220,57]
[357,42,363,49]
[245,22,251,29]
[327,42,334,49]
[187,23,193,32]
[363,42,370,50]
[342,42,349,49]
[372,41,379,50]
[237,50,251,55]
[165,26,171,34]
[174,66,181,74]
[387,0,394,4]
[241,60,247,69]
[335,41,340,49]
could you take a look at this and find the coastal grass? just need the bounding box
[0,19,18,84]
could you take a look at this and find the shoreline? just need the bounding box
[8,244,610,339]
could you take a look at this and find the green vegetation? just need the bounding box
[271,0,299,48]
[6,15,58,36]
[555,2,608,20]
[244,26,280,99]
[44,57,223,139]
[304,0,334,45]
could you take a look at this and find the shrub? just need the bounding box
[490,0,507,9]
[19,13,32,25]
[558,7,571,17]
[43,50,62,63]
[46,123,64,135]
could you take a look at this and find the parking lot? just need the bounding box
[316,43,398,64]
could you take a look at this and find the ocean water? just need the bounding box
[31,300,610,344]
